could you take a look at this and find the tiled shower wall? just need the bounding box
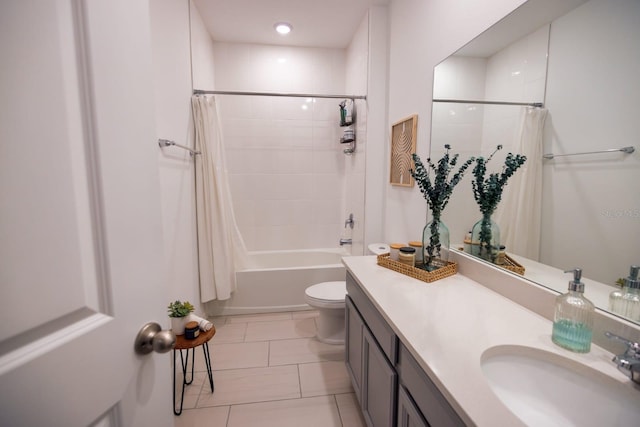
[214,41,367,251]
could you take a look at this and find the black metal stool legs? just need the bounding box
[173,344,214,415]
[202,342,215,392]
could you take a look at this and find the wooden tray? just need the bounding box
[501,254,525,275]
[377,254,457,283]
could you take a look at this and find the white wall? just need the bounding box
[190,0,216,90]
[541,0,640,284]
[385,0,528,244]
[363,6,390,249]
[149,0,205,309]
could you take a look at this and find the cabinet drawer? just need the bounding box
[398,344,465,427]
[346,272,398,363]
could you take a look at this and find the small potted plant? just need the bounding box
[167,300,195,335]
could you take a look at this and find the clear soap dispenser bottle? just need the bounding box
[621,266,640,322]
[551,268,595,353]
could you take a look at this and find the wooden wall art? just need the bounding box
[390,114,417,186]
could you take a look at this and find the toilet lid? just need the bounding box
[305,281,346,302]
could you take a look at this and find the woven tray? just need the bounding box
[501,254,525,275]
[377,254,457,283]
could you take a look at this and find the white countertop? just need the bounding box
[343,255,634,426]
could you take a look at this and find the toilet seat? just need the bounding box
[305,281,346,309]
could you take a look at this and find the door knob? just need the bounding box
[134,322,176,355]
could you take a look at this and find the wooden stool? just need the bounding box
[173,326,216,415]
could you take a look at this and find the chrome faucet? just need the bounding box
[339,238,352,246]
[345,213,354,229]
[605,331,640,385]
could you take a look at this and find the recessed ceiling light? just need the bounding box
[274,22,292,35]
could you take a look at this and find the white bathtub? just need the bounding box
[204,249,349,316]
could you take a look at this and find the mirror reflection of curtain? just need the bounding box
[495,107,548,260]
[192,95,248,302]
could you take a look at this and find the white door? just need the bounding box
[0,1,172,426]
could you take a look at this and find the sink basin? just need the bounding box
[481,345,640,426]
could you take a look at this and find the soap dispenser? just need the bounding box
[620,265,640,322]
[551,268,595,353]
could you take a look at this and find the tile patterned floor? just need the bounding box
[174,311,366,427]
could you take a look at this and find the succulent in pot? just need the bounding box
[167,300,194,335]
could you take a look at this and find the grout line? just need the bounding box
[296,363,303,398]
[267,340,272,366]
[333,394,346,427]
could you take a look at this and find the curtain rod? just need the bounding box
[193,89,366,100]
[433,98,543,108]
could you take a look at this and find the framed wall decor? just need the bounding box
[390,114,417,186]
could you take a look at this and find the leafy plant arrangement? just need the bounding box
[411,145,474,268]
[471,145,526,259]
[167,300,195,318]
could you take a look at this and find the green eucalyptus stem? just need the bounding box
[478,212,494,261]
[425,210,442,267]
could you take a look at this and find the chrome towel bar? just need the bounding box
[158,139,200,156]
[543,146,634,160]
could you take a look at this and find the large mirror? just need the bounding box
[431,0,640,323]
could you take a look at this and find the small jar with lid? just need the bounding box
[463,231,472,253]
[398,246,416,267]
[495,245,506,265]
[389,243,404,261]
[408,241,423,265]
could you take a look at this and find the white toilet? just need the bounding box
[305,281,347,344]
[304,243,390,345]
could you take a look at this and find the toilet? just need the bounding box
[305,281,347,344]
[304,243,391,345]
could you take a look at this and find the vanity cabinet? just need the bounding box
[397,386,429,427]
[346,271,466,427]
[346,294,397,426]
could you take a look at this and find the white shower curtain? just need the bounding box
[192,95,248,302]
[495,107,548,260]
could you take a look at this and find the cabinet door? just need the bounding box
[398,344,465,427]
[362,327,398,427]
[346,296,364,402]
[398,386,429,427]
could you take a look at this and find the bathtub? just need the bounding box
[205,248,350,316]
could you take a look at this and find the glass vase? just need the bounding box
[422,217,450,271]
[471,214,500,263]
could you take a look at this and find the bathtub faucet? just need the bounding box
[339,238,352,246]
[345,213,354,229]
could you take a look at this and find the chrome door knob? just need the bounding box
[134,322,176,355]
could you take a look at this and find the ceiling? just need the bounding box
[192,0,389,49]
[455,0,586,57]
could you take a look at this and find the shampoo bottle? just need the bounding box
[551,268,595,353]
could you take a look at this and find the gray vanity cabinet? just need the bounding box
[345,296,363,401]
[362,326,398,427]
[346,271,467,427]
[346,294,397,427]
[398,385,429,427]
